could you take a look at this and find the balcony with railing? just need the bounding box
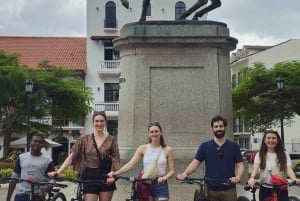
[97,60,120,78]
[94,102,119,117]
[30,117,83,130]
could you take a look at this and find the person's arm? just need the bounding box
[248,162,260,187]
[48,153,73,177]
[287,166,300,183]
[7,157,22,201]
[158,146,175,183]
[230,161,244,184]
[57,153,73,175]
[6,180,16,201]
[111,136,121,171]
[176,159,200,180]
[113,145,144,175]
[41,161,56,197]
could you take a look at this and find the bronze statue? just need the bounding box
[120,0,221,21]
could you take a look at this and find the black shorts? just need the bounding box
[82,167,116,194]
[259,186,288,201]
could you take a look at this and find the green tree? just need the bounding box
[0,51,93,159]
[232,61,300,133]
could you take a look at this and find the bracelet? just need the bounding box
[250,175,255,178]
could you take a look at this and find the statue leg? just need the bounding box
[176,0,208,20]
[120,0,129,9]
[192,0,221,20]
[139,0,150,21]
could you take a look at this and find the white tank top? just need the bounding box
[143,144,167,175]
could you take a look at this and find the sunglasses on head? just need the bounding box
[93,111,106,115]
[148,121,160,127]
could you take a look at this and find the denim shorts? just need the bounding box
[14,193,30,201]
[151,181,169,200]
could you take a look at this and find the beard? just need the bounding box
[214,130,225,139]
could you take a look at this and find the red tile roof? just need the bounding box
[0,36,86,71]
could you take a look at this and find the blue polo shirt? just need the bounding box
[195,139,243,191]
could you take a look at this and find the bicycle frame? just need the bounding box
[1,177,67,201]
[115,176,154,201]
[179,177,231,201]
[244,181,298,201]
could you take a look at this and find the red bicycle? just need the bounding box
[240,181,300,201]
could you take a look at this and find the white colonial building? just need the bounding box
[231,39,300,152]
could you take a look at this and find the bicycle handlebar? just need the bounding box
[114,175,156,183]
[54,177,107,185]
[178,177,232,185]
[1,177,68,188]
[244,181,297,191]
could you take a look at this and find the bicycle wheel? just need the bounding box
[50,192,67,201]
[193,189,201,201]
[237,196,250,201]
[289,196,300,201]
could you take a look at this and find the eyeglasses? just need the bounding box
[217,146,223,159]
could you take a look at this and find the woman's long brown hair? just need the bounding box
[148,122,166,148]
[259,130,287,173]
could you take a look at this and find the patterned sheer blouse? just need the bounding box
[71,134,120,178]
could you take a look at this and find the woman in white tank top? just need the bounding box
[109,122,175,201]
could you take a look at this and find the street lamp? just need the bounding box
[25,79,34,151]
[277,75,284,144]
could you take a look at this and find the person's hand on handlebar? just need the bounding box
[47,171,59,178]
[229,176,240,184]
[176,172,188,181]
[247,177,256,188]
[106,171,117,184]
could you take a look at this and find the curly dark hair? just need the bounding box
[259,130,287,173]
[210,115,227,127]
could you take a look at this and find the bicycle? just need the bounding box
[1,177,68,201]
[241,181,300,201]
[55,177,108,201]
[178,177,235,201]
[114,175,154,201]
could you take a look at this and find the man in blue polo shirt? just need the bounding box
[177,115,244,201]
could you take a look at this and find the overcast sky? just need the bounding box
[1,0,300,49]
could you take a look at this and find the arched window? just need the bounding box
[146,3,151,16]
[105,1,116,28]
[175,1,186,19]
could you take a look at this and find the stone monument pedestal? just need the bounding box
[113,20,237,175]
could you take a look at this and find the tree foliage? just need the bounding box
[0,51,93,159]
[232,61,300,133]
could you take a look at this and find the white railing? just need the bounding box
[99,60,120,71]
[94,102,119,112]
